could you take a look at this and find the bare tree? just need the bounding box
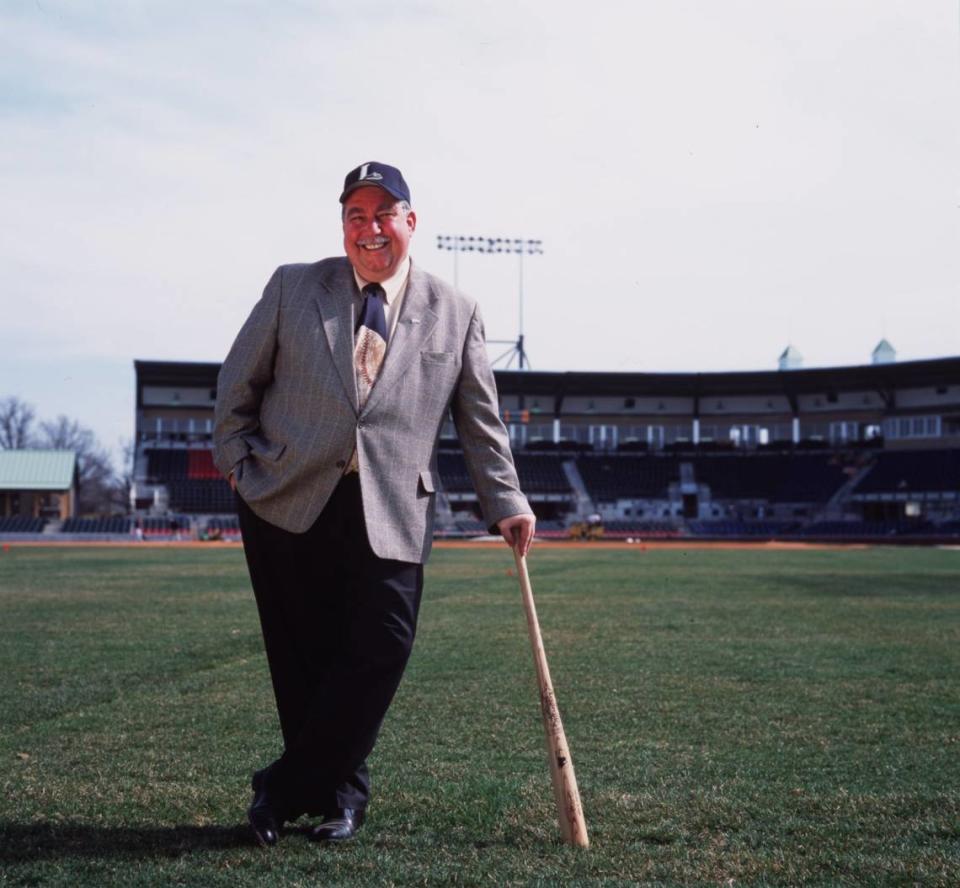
[0,396,36,449]
[38,415,119,514]
[116,437,136,512]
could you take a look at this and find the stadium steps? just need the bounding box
[818,459,877,520]
[561,459,594,516]
[679,462,698,500]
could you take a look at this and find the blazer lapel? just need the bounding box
[313,260,360,415]
[361,264,439,416]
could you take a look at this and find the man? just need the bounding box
[213,161,535,847]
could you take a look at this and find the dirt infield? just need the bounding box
[448,539,868,550]
[1,538,864,551]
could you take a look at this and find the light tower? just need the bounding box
[436,235,543,369]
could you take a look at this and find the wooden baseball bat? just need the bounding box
[513,549,589,848]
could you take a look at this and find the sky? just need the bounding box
[2,0,958,466]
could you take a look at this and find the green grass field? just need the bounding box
[1,544,958,887]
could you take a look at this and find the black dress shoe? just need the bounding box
[248,770,282,847]
[310,807,365,842]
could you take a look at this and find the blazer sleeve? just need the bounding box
[212,267,282,478]
[450,302,533,528]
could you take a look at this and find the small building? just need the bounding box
[872,339,896,365]
[0,450,78,520]
[778,345,803,371]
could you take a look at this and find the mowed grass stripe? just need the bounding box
[0,545,958,886]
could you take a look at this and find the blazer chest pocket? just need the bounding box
[420,350,456,365]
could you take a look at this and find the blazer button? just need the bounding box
[336,459,346,468]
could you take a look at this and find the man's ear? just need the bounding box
[406,210,417,233]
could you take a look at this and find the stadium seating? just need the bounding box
[854,450,960,495]
[437,452,473,492]
[166,479,236,513]
[146,448,221,481]
[0,516,47,533]
[687,520,800,537]
[515,454,572,494]
[435,517,487,537]
[205,516,242,540]
[438,451,573,496]
[187,449,221,479]
[132,426,958,538]
[693,454,849,502]
[146,449,189,481]
[207,516,241,532]
[138,516,190,538]
[576,455,679,500]
[798,520,936,538]
[140,447,235,514]
[599,520,679,538]
[534,519,568,538]
[61,517,133,534]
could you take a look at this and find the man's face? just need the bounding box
[342,186,417,282]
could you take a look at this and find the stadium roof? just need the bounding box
[135,360,222,387]
[134,356,960,402]
[493,357,960,400]
[0,450,77,491]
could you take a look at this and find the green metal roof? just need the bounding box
[0,450,77,491]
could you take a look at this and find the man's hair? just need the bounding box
[341,198,412,222]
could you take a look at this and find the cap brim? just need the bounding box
[339,181,407,204]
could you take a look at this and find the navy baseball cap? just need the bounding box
[339,161,411,204]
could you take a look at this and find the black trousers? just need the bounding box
[237,474,423,817]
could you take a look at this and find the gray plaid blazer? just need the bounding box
[213,258,531,563]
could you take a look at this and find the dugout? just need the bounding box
[0,450,78,523]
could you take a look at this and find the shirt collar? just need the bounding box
[352,256,411,306]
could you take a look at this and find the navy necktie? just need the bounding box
[355,282,387,337]
[354,283,387,407]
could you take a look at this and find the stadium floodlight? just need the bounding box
[436,234,544,369]
[436,235,543,256]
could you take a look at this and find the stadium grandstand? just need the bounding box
[126,347,960,543]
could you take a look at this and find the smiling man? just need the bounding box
[213,161,535,847]
[342,183,415,281]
